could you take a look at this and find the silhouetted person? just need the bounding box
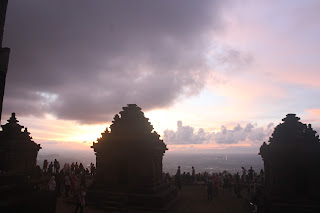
[65,173,71,197]
[63,163,70,173]
[90,163,95,178]
[85,168,89,175]
[248,167,254,182]
[54,159,60,173]
[213,175,219,197]
[79,163,84,173]
[175,166,181,190]
[43,159,48,172]
[48,176,56,191]
[235,172,240,183]
[234,182,241,198]
[74,186,86,213]
[48,162,53,174]
[259,169,264,183]
[222,175,228,193]
[192,166,195,183]
[242,167,247,182]
[71,162,75,172]
[55,172,63,196]
[71,173,78,194]
[75,162,79,174]
[207,178,213,201]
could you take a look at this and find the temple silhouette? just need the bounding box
[1,0,320,211]
[89,104,177,211]
[0,112,41,174]
[260,114,320,212]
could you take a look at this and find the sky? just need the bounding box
[1,0,320,155]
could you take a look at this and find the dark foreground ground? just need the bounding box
[56,184,251,213]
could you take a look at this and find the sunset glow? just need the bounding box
[1,0,320,155]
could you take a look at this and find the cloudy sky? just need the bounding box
[2,0,320,154]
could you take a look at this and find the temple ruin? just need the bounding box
[90,104,177,211]
[259,114,320,212]
[0,113,41,174]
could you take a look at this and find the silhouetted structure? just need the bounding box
[90,104,177,211]
[260,114,320,212]
[0,113,41,174]
[0,0,10,123]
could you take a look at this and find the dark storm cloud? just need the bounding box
[3,0,227,123]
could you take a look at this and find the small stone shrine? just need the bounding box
[259,114,320,212]
[0,113,41,174]
[90,104,177,211]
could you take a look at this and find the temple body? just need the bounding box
[90,104,176,210]
[0,113,41,174]
[259,114,320,212]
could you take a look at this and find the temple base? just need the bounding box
[87,182,178,211]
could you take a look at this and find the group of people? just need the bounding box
[241,166,264,184]
[42,159,61,174]
[42,159,96,178]
[172,166,264,205]
[172,166,196,190]
[44,160,96,213]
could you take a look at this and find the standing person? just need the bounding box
[192,166,195,183]
[235,172,240,183]
[48,176,56,192]
[71,173,78,194]
[213,175,219,197]
[248,167,254,183]
[259,169,264,183]
[90,163,95,179]
[54,159,58,173]
[63,163,68,173]
[207,178,213,201]
[43,159,48,173]
[65,173,71,197]
[75,162,79,174]
[175,166,181,191]
[55,172,62,196]
[71,162,75,172]
[79,163,84,173]
[56,160,60,173]
[48,162,54,174]
[242,167,247,182]
[74,186,86,213]
[222,175,228,194]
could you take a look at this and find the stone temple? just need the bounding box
[90,104,177,211]
[0,113,41,174]
[259,114,320,212]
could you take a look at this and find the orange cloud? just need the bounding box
[306,109,320,116]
